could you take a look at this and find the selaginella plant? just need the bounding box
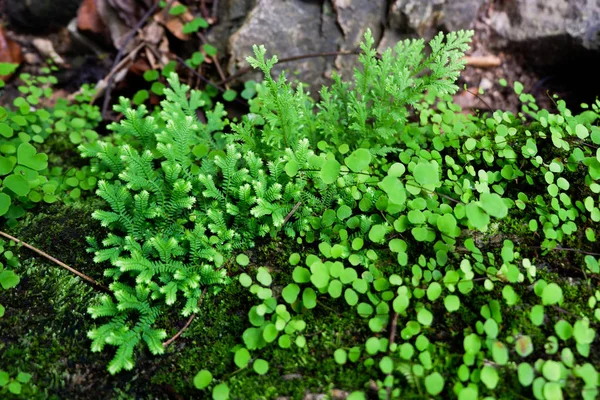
[80,72,351,373]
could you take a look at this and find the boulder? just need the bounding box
[386,0,486,39]
[226,0,386,95]
[5,0,84,31]
[488,0,600,63]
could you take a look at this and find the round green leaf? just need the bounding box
[417,308,433,326]
[4,174,30,196]
[344,288,358,306]
[466,202,489,230]
[253,359,269,375]
[302,288,317,309]
[554,320,573,341]
[334,348,347,365]
[413,161,440,186]
[542,360,561,382]
[393,294,409,313]
[282,283,300,304]
[236,254,249,266]
[444,295,460,312]
[427,282,442,301]
[480,365,499,389]
[193,369,213,389]
[425,372,445,395]
[212,383,229,400]
[345,148,371,172]
[293,267,310,283]
[320,159,340,184]
[234,348,251,368]
[328,279,343,298]
[0,270,20,289]
[17,142,47,171]
[480,192,508,218]
[0,193,11,216]
[515,335,534,357]
[492,341,509,365]
[256,267,272,286]
[437,213,457,236]
[518,363,534,386]
[542,283,563,305]
[379,356,393,374]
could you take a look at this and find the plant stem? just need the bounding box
[0,230,110,293]
[162,287,208,347]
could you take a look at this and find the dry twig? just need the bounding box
[0,230,110,293]
[162,287,208,347]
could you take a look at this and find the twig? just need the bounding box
[0,230,110,293]
[282,201,302,226]
[90,41,145,105]
[385,312,399,400]
[211,0,219,23]
[388,312,399,346]
[162,287,208,347]
[463,55,501,68]
[173,55,248,107]
[101,0,161,118]
[218,50,363,86]
[464,88,493,114]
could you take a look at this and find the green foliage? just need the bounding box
[0,71,102,225]
[180,30,600,399]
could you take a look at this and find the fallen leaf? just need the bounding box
[77,0,108,35]
[0,26,23,67]
[153,1,194,41]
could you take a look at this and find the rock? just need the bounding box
[5,0,84,31]
[387,0,485,39]
[227,0,387,95]
[227,0,343,95]
[332,0,387,78]
[488,0,600,62]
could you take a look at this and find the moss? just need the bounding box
[151,238,374,399]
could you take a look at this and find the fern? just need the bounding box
[83,28,473,374]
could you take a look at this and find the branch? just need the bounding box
[101,0,161,118]
[0,230,110,293]
[162,287,208,347]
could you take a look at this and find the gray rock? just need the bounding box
[226,0,387,95]
[387,0,485,39]
[488,0,600,58]
[332,0,387,78]
[6,0,83,31]
[227,0,342,95]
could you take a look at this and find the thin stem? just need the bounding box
[385,312,399,400]
[282,201,302,226]
[162,287,208,347]
[0,230,110,293]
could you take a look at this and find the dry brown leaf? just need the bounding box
[153,1,194,41]
[143,20,164,45]
[77,0,108,35]
[0,26,23,68]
